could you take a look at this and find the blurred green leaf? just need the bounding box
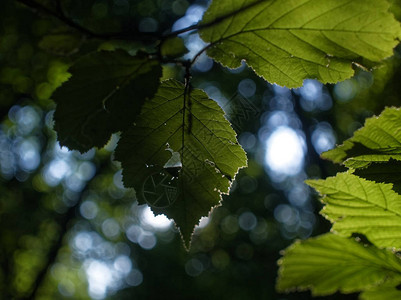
[38,33,83,56]
[115,79,247,247]
[53,50,162,152]
[277,233,401,296]
[160,37,188,58]
[307,172,401,249]
[200,0,401,87]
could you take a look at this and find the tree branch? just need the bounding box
[16,0,159,42]
[190,43,214,66]
[163,0,264,39]
[18,0,266,47]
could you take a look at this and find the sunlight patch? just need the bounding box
[265,126,305,176]
[141,206,172,231]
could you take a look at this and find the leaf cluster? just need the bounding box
[4,0,401,298]
[44,0,401,249]
[277,108,401,298]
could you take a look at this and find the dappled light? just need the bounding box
[140,206,172,231]
[1,0,401,299]
[298,79,332,112]
[265,126,306,177]
[311,123,336,155]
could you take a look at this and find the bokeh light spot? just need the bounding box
[238,211,257,231]
[265,126,305,176]
[140,206,172,231]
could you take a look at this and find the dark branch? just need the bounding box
[164,0,264,39]
[163,24,199,39]
[190,43,214,66]
[17,0,100,37]
[18,0,265,49]
[16,0,159,42]
[164,0,270,65]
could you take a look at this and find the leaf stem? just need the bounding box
[190,43,215,66]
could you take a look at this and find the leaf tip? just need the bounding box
[176,224,194,252]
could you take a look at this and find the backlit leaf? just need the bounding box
[53,50,162,152]
[322,107,401,168]
[360,285,401,300]
[200,0,401,87]
[354,159,401,194]
[307,172,401,249]
[115,79,247,248]
[277,233,401,296]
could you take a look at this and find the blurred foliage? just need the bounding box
[0,0,401,299]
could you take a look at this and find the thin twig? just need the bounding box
[17,0,99,37]
[162,0,264,40]
[163,24,199,39]
[190,43,214,66]
[16,0,159,42]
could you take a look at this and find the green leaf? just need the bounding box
[160,37,189,58]
[360,285,401,300]
[53,50,162,152]
[200,0,401,88]
[277,233,401,296]
[322,107,401,168]
[307,172,401,249]
[115,79,247,248]
[38,33,83,56]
